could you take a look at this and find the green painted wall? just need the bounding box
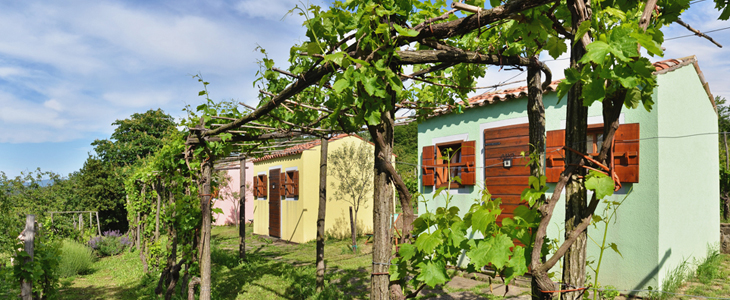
[253,136,376,244]
[655,65,720,286]
[417,63,718,291]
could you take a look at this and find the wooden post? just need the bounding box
[96,212,102,236]
[723,132,730,169]
[155,181,162,242]
[198,154,213,300]
[20,215,35,300]
[137,212,141,249]
[79,213,84,231]
[349,206,357,253]
[239,156,247,260]
[316,137,329,292]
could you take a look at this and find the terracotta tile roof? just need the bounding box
[252,133,360,163]
[431,56,714,116]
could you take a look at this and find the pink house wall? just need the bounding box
[212,160,254,226]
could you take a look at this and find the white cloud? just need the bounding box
[43,99,63,111]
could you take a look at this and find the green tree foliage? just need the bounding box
[0,170,78,253]
[394,122,418,196]
[75,156,127,231]
[91,109,177,167]
[77,109,178,232]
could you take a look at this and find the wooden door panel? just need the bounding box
[269,169,281,238]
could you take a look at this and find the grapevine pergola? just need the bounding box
[169,1,726,300]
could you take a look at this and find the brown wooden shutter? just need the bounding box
[461,140,476,185]
[546,130,566,183]
[292,171,299,196]
[613,123,640,183]
[253,176,259,197]
[422,145,435,186]
[280,173,286,196]
[262,175,268,197]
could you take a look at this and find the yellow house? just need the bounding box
[251,134,378,244]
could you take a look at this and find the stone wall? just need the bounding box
[722,223,730,254]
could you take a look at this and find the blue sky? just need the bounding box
[0,0,728,178]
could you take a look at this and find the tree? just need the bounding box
[85,109,178,232]
[394,122,418,197]
[329,141,374,237]
[76,156,127,231]
[92,109,177,167]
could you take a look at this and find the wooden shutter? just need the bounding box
[292,171,299,196]
[546,130,566,183]
[280,173,286,196]
[253,176,259,197]
[261,175,269,197]
[613,123,640,183]
[461,140,476,185]
[422,145,435,186]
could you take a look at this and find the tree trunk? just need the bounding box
[239,155,247,260]
[368,109,396,300]
[563,1,591,299]
[316,137,329,292]
[527,59,550,300]
[199,157,213,300]
[350,207,357,253]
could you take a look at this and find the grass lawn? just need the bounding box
[673,252,730,300]
[58,224,375,299]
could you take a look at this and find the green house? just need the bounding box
[417,56,720,291]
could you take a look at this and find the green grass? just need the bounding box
[676,251,730,300]
[58,224,375,299]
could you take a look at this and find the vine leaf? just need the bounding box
[414,231,443,254]
[466,233,513,269]
[502,246,527,284]
[608,242,623,258]
[416,260,449,287]
[585,170,615,200]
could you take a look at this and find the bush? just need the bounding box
[58,239,94,277]
[88,230,131,257]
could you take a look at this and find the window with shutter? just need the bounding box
[291,171,299,196]
[280,173,286,196]
[422,145,435,186]
[261,175,268,197]
[545,123,639,183]
[279,170,300,198]
[422,140,477,188]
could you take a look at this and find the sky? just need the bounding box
[0,0,728,178]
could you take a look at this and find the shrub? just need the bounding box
[88,230,131,257]
[58,239,94,277]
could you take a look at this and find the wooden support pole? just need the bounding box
[239,156,247,260]
[723,132,730,169]
[79,213,83,231]
[21,215,35,300]
[96,212,102,237]
[155,181,162,242]
[316,137,329,292]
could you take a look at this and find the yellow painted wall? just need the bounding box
[253,136,382,244]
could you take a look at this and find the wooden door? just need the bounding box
[483,124,531,224]
[269,168,281,238]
